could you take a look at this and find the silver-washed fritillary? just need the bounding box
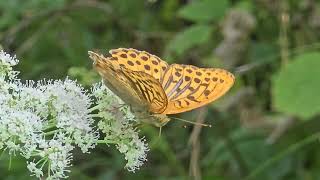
[88,48,235,127]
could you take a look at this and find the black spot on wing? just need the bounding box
[187,96,200,103]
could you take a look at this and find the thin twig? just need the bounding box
[266,116,296,144]
[279,0,290,67]
[188,107,207,180]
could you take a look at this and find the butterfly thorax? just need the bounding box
[132,110,170,127]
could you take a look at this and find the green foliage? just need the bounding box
[68,67,99,86]
[178,0,229,23]
[234,0,254,12]
[167,24,212,56]
[0,0,66,29]
[273,52,320,119]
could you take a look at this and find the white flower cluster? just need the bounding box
[0,51,98,179]
[0,50,150,178]
[92,83,149,172]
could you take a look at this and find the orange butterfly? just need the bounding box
[89,48,235,127]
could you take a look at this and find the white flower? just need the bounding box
[0,50,18,66]
[124,137,149,172]
[16,79,99,153]
[44,134,73,179]
[26,133,73,179]
[40,79,99,153]
[0,50,19,81]
[0,49,150,179]
[27,161,44,178]
[0,51,99,179]
[0,108,44,155]
[93,83,149,172]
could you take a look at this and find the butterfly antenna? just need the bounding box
[170,117,212,127]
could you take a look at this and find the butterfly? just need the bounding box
[88,48,235,127]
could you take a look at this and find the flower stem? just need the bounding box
[88,104,104,112]
[0,150,5,160]
[89,114,103,118]
[48,161,51,177]
[97,139,117,144]
[8,155,12,170]
[42,122,57,131]
[44,129,59,136]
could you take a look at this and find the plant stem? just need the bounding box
[97,139,117,144]
[8,155,12,170]
[89,114,103,118]
[88,104,104,112]
[245,132,320,180]
[279,0,290,67]
[44,129,59,136]
[42,123,57,131]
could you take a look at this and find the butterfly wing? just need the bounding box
[160,64,235,114]
[90,49,234,115]
[108,48,169,82]
[120,68,168,114]
[89,51,168,114]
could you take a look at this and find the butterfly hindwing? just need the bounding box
[161,64,235,114]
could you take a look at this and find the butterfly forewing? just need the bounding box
[161,64,235,114]
[88,51,167,114]
[108,48,169,82]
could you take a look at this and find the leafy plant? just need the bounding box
[273,52,320,119]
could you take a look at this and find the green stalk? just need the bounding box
[97,139,117,144]
[245,132,320,180]
[8,155,12,170]
[44,129,60,136]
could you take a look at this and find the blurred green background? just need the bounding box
[1,0,320,179]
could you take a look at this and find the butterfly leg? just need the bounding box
[117,103,126,109]
[128,104,134,113]
[105,103,128,113]
[113,103,127,110]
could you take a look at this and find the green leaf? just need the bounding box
[67,67,99,86]
[273,52,320,119]
[167,24,212,56]
[178,0,229,23]
[234,0,254,12]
